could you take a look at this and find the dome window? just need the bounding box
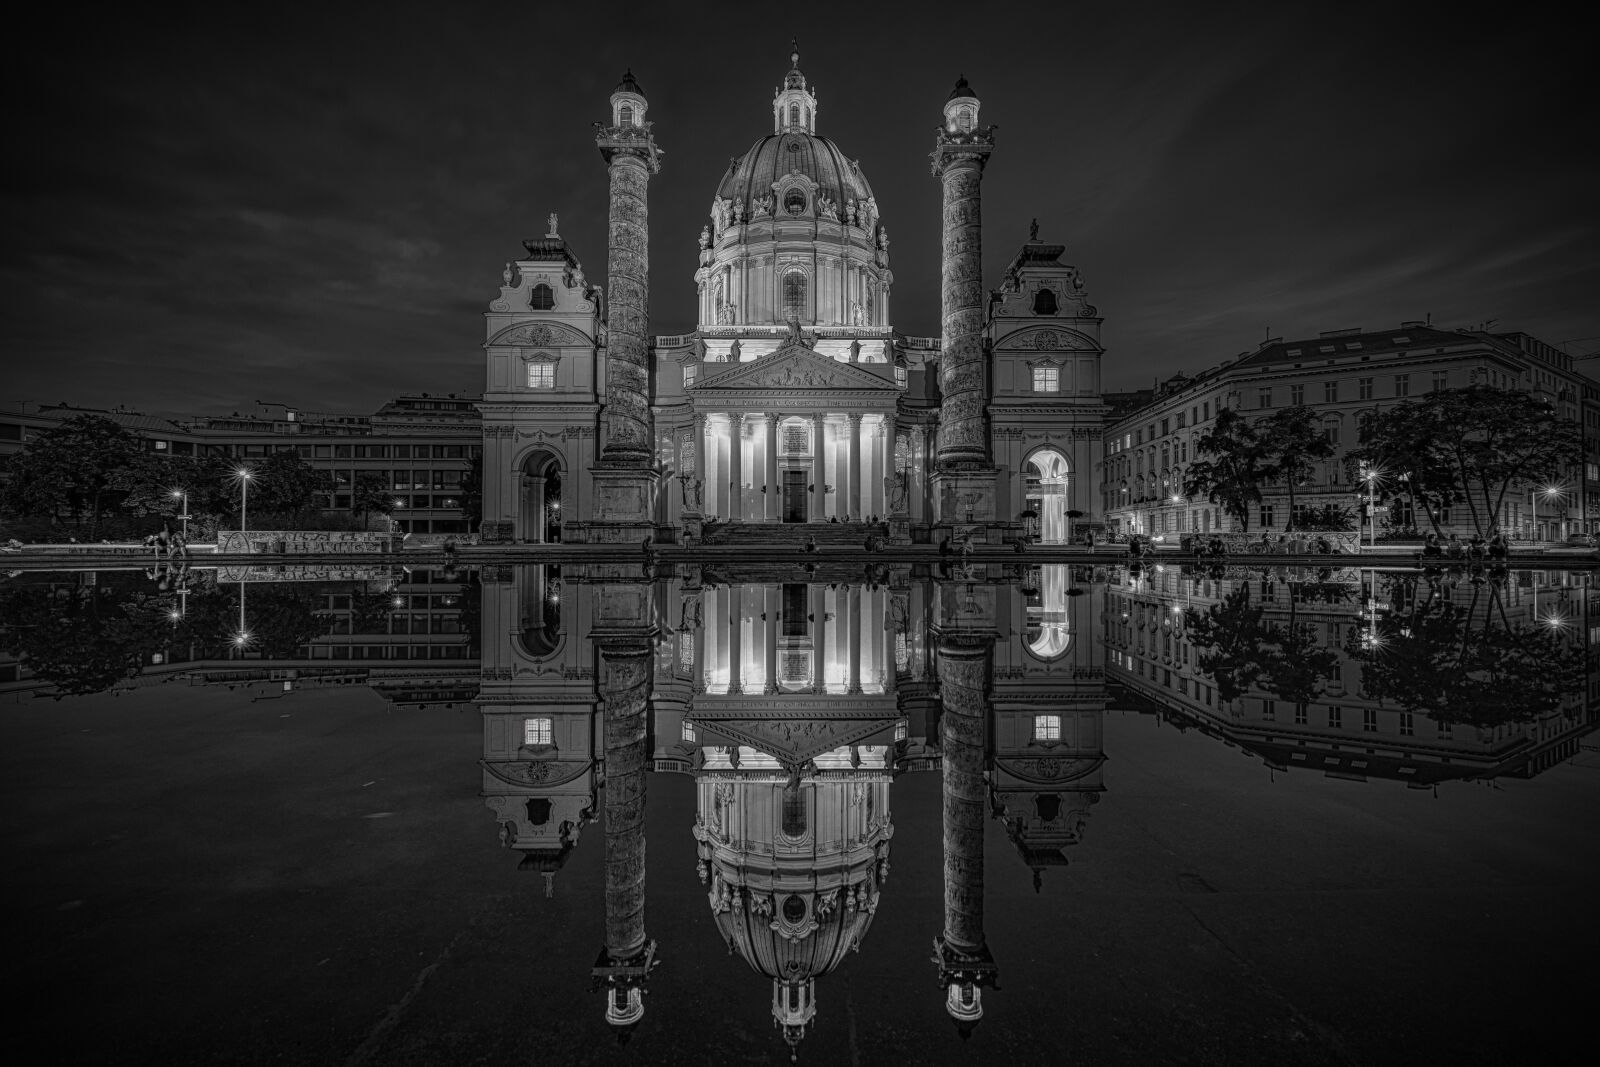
[782,269,808,320]
[789,103,800,127]
[958,107,973,132]
[530,284,555,310]
[619,104,634,127]
[782,894,806,924]
[1033,287,1058,315]
[783,188,808,217]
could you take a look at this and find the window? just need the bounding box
[958,106,973,131]
[895,718,908,742]
[1324,381,1338,403]
[530,284,554,310]
[1295,705,1308,725]
[1400,712,1414,736]
[527,362,555,389]
[1358,377,1373,400]
[1160,418,1170,436]
[523,717,553,746]
[1362,708,1378,732]
[1033,714,1061,741]
[1395,374,1410,397]
[789,103,800,126]
[1260,504,1275,528]
[1263,699,1276,721]
[1328,706,1342,728]
[784,188,807,217]
[619,104,634,127]
[681,721,696,743]
[1324,425,1340,446]
[1033,288,1058,315]
[1290,385,1305,405]
[1432,371,1448,392]
[782,269,808,318]
[1032,366,1060,392]
[1437,720,1452,738]
[1258,388,1272,408]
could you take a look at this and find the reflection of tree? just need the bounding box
[181,582,327,660]
[1344,575,1582,728]
[0,576,169,694]
[1184,583,1340,707]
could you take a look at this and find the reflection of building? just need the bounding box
[1104,565,1596,784]
[478,51,1107,547]
[1100,326,1597,541]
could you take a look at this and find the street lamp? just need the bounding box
[1359,463,1382,552]
[170,489,190,539]
[1532,484,1566,542]
[234,467,254,547]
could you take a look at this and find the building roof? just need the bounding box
[948,75,976,101]
[716,132,875,209]
[613,69,643,97]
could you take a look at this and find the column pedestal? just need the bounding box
[586,467,662,543]
[931,468,1000,545]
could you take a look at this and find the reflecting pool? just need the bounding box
[3,560,1597,1064]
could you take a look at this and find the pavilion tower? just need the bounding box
[930,78,998,541]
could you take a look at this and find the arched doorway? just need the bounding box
[1025,449,1071,544]
[520,451,562,543]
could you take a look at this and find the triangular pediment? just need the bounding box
[693,343,896,392]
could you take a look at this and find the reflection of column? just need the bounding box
[729,414,744,523]
[847,584,862,694]
[932,83,994,470]
[811,414,827,521]
[934,634,998,1029]
[764,585,779,693]
[848,413,863,521]
[593,635,656,1025]
[692,596,706,693]
[810,583,826,691]
[728,584,743,694]
[765,413,780,523]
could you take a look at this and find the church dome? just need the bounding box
[715,132,875,213]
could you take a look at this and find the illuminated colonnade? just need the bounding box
[694,411,894,523]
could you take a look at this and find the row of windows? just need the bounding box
[237,443,476,459]
[1259,701,1451,737]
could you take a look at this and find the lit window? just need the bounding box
[681,721,696,743]
[782,269,808,318]
[523,717,553,746]
[530,284,554,310]
[958,106,973,131]
[895,718,908,742]
[1033,714,1061,741]
[527,362,555,389]
[789,103,800,126]
[1032,366,1059,393]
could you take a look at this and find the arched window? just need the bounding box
[789,103,800,126]
[530,284,554,310]
[959,107,973,131]
[783,188,807,216]
[782,784,806,837]
[619,104,634,127]
[1033,287,1058,315]
[783,270,808,321]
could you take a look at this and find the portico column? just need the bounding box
[764,585,779,693]
[810,414,826,521]
[848,413,863,522]
[810,583,827,691]
[729,413,744,523]
[883,413,900,517]
[764,413,780,523]
[847,583,862,694]
[692,412,709,516]
[728,584,743,694]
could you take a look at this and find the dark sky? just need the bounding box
[5,2,1595,417]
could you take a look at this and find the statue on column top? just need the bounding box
[546,212,559,239]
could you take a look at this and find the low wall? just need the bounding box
[214,530,394,554]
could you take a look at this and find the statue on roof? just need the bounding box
[546,212,560,239]
[1029,218,1039,242]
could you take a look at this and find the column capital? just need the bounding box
[847,412,863,426]
[764,411,781,425]
[730,412,745,426]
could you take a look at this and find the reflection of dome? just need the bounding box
[715,133,876,215]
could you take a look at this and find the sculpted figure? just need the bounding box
[698,224,711,249]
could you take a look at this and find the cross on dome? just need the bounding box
[774,39,817,133]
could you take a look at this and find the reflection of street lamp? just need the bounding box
[170,489,190,539]
[234,579,251,653]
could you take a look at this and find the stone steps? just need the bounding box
[701,522,888,546]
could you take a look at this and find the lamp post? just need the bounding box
[235,467,253,549]
[1533,484,1566,543]
[1359,463,1380,552]
[170,489,190,539]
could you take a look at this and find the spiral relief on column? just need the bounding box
[600,642,653,959]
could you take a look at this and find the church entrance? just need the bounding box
[782,470,808,523]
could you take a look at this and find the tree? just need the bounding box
[350,471,395,530]
[1259,405,1334,531]
[1345,402,1463,537]
[0,415,155,534]
[250,451,324,522]
[1351,386,1583,538]
[1182,407,1271,533]
[459,451,483,532]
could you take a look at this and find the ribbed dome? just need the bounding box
[716,132,875,209]
[714,885,879,982]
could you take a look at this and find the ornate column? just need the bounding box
[930,80,998,536]
[933,633,998,1030]
[728,583,743,694]
[591,630,657,1027]
[729,413,744,523]
[847,583,862,694]
[691,412,709,519]
[765,412,780,523]
[810,414,827,521]
[764,585,780,693]
[848,413,863,522]
[810,583,827,692]
[592,74,664,537]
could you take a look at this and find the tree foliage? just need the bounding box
[1259,405,1334,531]
[0,415,156,534]
[1182,408,1271,533]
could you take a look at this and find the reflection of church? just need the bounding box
[476,562,1109,1053]
[476,49,1107,546]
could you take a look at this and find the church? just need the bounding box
[476,49,1108,546]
